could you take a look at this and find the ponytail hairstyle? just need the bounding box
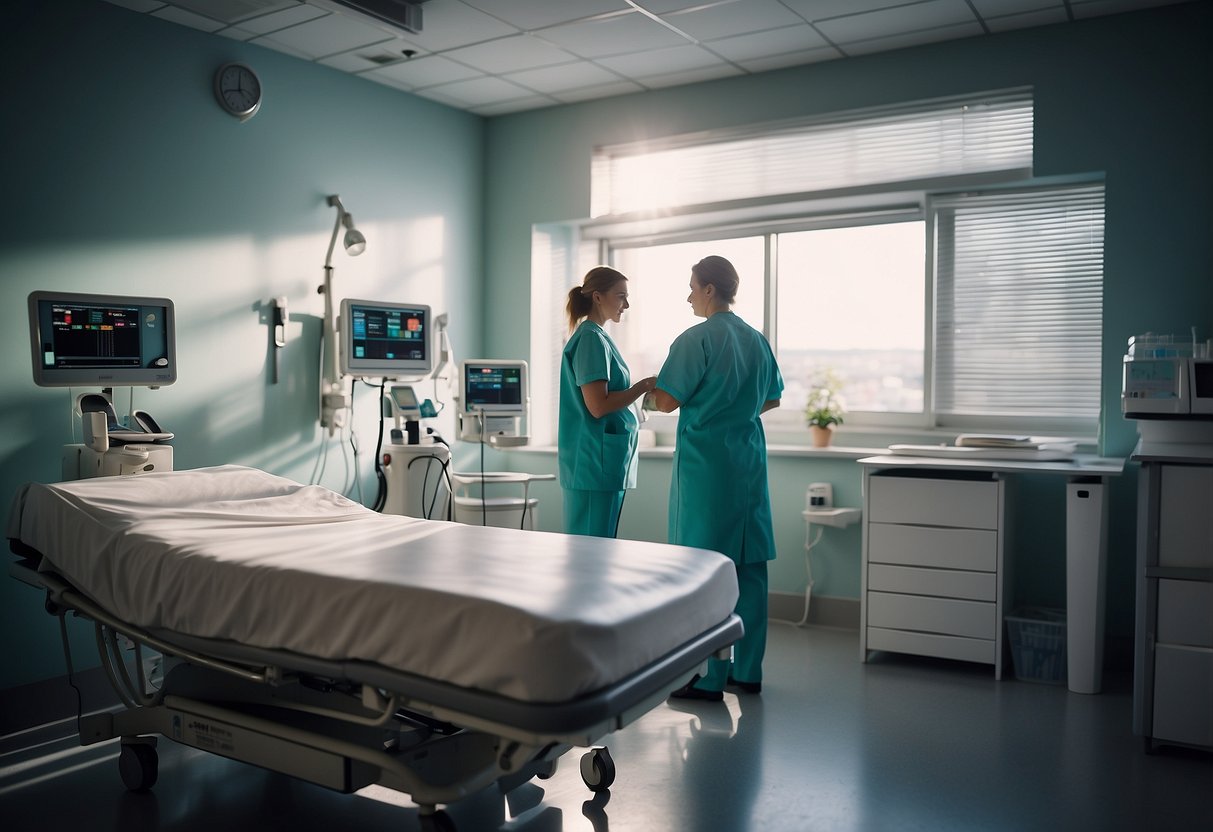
[691,255,739,305]
[566,265,628,332]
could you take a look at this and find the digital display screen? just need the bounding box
[29,292,176,387]
[350,304,427,363]
[465,365,523,408]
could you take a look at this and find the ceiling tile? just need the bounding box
[471,95,560,117]
[229,3,328,34]
[551,79,648,103]
[597,44,729,77]
[365,54,483,89]
[735,45,842,72]
[459,0,631,31]
[536,10,693,58]
[969,0,1064,16]
[984,8,1069,32]
[215,26,259,40]
[641,63,745,89]
[443,34,578,74]
[1071,0,1184,19]
[504,61,628,94]
[416,75,538,107]
[152,5,228,31]
[817,0,978,43]
[392,0,520,51]
[662,0,808,42]
[778,0,918,22]
[634,0,738,12]
[102,0,168,12]
[255,12,392,58]
[842,20,986,54]
[703,24,829,61]
[318,37,424,72]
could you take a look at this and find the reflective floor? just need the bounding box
[2,624,1210,831]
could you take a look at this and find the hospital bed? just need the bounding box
[7,465,741,831]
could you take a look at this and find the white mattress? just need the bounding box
[9,465,738,703]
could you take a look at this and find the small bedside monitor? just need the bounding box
[339,298,432,379]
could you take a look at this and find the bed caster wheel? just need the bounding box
[580,746,615,792]
[535,759,558,780]
[418,809,456,832]
[119,743,158,792]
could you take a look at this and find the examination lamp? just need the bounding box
[319,194,367,432]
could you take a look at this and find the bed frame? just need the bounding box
[9,547,741,832]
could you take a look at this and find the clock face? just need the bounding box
[214,63,261,121]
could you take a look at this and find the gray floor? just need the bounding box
[2,623,1210,832]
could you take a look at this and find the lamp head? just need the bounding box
[343,225,366,256]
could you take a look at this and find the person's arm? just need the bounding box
[581,376,657,420]
[761,399,780,414]
[651,388,681,413]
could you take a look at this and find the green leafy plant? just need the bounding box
[804,369,846,429]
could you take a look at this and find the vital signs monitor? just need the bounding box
[28,291,177,388]
[457,360,529,443]
[339,299,432,379]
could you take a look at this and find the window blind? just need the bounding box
[932,185,1105,420]
[591,90,1033,217]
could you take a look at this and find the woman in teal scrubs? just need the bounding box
[651,255,784,700]
[559,266,657,537]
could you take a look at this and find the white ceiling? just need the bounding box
[103,0,1189,116]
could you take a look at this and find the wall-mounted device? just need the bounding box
[28,291,176,388]
[807,482,833,509]
[1122,333,1213,417]
[339,298,432,380]
[457,360,529,445]
[271,296,288,384]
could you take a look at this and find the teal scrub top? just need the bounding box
[558,320,639,491]
[657,312,784,564]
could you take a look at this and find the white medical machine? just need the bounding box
[27,291,176,480]
[1122,331,1213,418]
[456,359,530,446]
[381,383,453,519]
[330,299,454,518]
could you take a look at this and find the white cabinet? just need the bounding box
[860,471,1009,678]
[1133,459,1213,751]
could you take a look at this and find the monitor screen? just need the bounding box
[461,360,527,414]
[339,298,432,378]
[28,291,176,388]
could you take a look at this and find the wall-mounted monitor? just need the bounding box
[28,291,177,388]
[339,298,432,379]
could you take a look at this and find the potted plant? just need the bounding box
[804,370,845,447]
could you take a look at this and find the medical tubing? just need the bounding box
[794,525,824,627]
[57,614,84,733]
[95,624,139,710]
[372,380,387,512]
[479,412,487,525]
[107,627,156,707]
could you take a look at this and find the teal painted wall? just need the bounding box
[1,0,485,689]
[483,4,1213,645]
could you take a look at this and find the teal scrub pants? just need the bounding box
[564,489,626,538]
[697,560,769,691]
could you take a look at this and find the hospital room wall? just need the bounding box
[0,0,486,690]
[483,4,1212,644]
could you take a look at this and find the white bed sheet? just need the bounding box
[9,465,738,703]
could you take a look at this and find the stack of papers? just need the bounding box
[888,435,1079,461]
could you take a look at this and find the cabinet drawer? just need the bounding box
[867,591,995,639]
[867,626,995,666]
[868,564,995,601]
[1158,579,1213,647]
[1159,466,1213,568]
[868,523,997,571]
[1152,643,1213,747]
[868,475,999,529]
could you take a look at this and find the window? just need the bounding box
[534,90,1106,444]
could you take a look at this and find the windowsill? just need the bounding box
[509,443,889,460]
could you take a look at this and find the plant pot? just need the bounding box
[809,425,833,448]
